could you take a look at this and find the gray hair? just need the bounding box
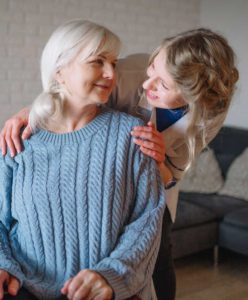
[29,19,121,131]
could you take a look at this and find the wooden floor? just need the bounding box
[175,249,248,300]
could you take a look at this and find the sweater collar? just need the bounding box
[31,106,111,145]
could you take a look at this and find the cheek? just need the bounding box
[146,65,153,77]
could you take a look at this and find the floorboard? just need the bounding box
[175,249,248,300]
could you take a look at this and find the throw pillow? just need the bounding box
[179,149,224,193]
[218,148,248,201]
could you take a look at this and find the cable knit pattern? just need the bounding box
[0,108,166,300]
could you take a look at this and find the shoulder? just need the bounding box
[106,108,145,129]
[0,152,16,171]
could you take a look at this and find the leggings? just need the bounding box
[153,207,176,300]
[4,288,67,300]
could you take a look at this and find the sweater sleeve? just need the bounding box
[93,149,166,299]
[0,155,24,284]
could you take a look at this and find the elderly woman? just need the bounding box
[0,20,165,300]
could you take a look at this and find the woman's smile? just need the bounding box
[146,89,159,101]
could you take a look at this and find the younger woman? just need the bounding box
[110,28,239,299]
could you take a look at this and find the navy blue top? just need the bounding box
[156,106,187,132]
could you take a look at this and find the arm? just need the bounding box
[0,107,31,157]
[163,112,228,182]
[0,155,24,294]
[91,150,166,298]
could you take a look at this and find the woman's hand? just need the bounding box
[131,121,166,163]
[0,107,31,157]
[61,269,113,300]
[0,270,20,300]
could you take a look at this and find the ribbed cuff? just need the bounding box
[93,268,129,300]
[0,262,24,287]
[0,259,23,286]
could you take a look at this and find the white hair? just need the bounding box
[29,19,121,131]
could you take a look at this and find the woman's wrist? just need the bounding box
[158,163,177,189]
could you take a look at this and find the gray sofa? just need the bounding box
[171,126,248,260]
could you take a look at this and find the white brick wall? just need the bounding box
[0,0,200,126]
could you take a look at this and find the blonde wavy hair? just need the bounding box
[149,28,239,169]
[29,19,121,132]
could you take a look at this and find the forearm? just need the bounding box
[0,157,24,283]
[158,162,173,184]
[93,204,164,299]
[93,159,166,298]
[0,225,24,285]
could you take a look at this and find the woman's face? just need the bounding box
[142,50,186,109]
[57,50,117,107]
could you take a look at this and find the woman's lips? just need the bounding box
[94,81,113,90]
[146,89,158,100]
[94,84,111,90]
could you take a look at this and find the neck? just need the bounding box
[48,102,101,133]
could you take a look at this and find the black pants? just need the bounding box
[153,207,176,300]
[4,288,67,300]
[4,288,37,300]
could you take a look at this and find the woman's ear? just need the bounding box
[55,69,65,85]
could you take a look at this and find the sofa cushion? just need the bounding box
[179,149,224,193]
[218,148,248,201]
[179,192,248,219]
[173,200,217,230]
[222,207,248,229]
[210,126,248,177]
[219,207,248,255]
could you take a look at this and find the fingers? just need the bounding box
[132,124,160,138]
[131,123,166,163]
[63,269,113,300]
[8,276,20,296]
[22,125,32,140]
[67,274,86,299]
[0,111,30,157]
[11,125,25,154]
[69,283,91,300]
[140,146,165,163]
[0,133,7,156]
[5,128,16,158]
[147,121,155,129]
[0,270,10,300]
[133,137,163,153]
[61,278,72,295]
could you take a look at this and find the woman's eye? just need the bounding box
[161,80,168,90]
[89,59,104,65]
[94,59,104,65]
[111,62,117,69]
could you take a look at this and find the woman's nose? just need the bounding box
[143,76,156,91]
[103,63,115,79]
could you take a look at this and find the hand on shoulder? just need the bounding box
[0,107,31,157]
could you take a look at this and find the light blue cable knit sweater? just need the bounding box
[0,108,166,300]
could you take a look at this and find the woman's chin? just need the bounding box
[147,96,161,108]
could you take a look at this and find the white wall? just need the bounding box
[200,0,248,129]
[0,0,200,126]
